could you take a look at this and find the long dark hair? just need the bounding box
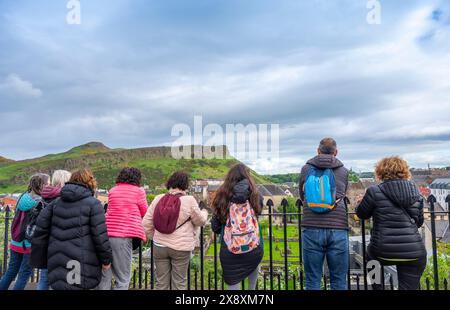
[212,164,261,223]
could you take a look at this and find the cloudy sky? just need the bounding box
[0,0,449,174]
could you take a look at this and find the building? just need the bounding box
[257,184,287,208]
[429,178,450,211]
[422,199,450,255]
[359,172,375,182]
[191,179,224,207]
[0,195,18,211]
[206,184,221,206]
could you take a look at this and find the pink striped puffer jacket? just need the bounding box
[106,183,149,241]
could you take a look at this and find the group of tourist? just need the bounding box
[0,138,427,290]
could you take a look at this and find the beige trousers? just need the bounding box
[153,245,191,290]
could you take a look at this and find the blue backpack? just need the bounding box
[304,166,338,213]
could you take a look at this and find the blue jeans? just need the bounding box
[302,228,349,290]
[0,249,33,290]
[38,269,49,290]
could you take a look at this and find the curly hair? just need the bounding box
[375,156,412,182]
[166,171,190,191]
[70,169,98,193]
[116,167,142,186]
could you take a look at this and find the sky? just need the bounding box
[0,0,449,174]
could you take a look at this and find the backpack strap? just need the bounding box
[175,217,191,230]
[14,192,26,210]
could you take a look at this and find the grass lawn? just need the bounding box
[206,223,301,264]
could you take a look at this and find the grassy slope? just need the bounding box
[0,144,270,193]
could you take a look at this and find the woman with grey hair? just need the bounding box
[34,170,72,290]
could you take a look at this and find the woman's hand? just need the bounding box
[356,193,365,205]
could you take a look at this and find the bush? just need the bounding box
[421,242,450,290]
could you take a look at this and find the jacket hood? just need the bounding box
[17,192,40,211]
[41,185,61,200]
[379,179,421,208]
[60,182,94,203]
[231,179,251,204]
[307,154,344,169]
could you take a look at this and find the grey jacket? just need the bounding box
[299,154,349,230]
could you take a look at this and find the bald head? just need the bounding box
[318,138,338,156]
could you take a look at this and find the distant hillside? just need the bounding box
[265,170,360,184]
[0,142,269,193]
[0,156,14,165]
[264,173,300,184]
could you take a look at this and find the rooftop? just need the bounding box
[259,184,286,196]
[424,220,450,243]
[430,178,450,189]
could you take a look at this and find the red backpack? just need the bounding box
[153,193,190,234]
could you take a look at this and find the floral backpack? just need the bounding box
[222,201,260,254]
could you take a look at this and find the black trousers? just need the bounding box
[368,250,427,290]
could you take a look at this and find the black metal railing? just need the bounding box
[1,194,449,290]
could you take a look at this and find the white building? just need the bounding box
[430,178,450,211]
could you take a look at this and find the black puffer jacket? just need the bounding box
[33,182,112,290]
[211,179,264,285]
[356,179,426,261]
[299,154,349,230]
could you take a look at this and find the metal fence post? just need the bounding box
[150,240,155,289]
[138,241,143,289]
[427,195,439,290]
[213,233,218,290]
[3,206,11,274]
[282,199,289,290]
[296,199,303,290]
[187,262,191,290]
[361,219,368,290]
[344,197,351,290]
[267,199,274,290]
[200,226,204,290]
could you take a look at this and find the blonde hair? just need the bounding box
[375,156,412,182]
[52,170,72,188]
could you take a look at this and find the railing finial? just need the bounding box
[445,194,450,204]
[427,194,437,204]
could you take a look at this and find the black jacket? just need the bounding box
[356,179,426,261]
[32,182,112,290]
[211,179,264,285]
[299,154,349,230]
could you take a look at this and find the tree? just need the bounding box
[285,197,299,222]
[348,169,360,183]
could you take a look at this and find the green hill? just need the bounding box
[0,142,269,193]
[0,156,14,165]
[264,173,300,184]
